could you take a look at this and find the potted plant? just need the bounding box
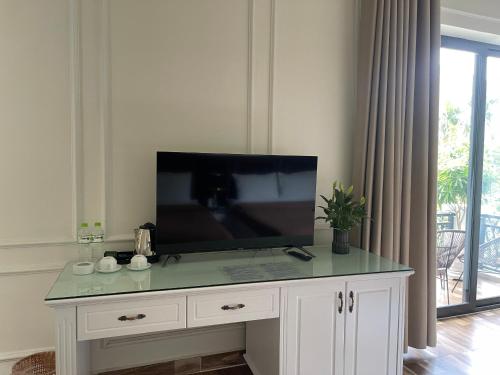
[316,182,367,254]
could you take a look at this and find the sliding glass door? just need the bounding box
[476,57,500,303]
[437,37,500,317]
[436,47,474,307]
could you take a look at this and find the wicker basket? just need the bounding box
[11,351,55,375]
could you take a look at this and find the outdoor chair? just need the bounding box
[436,230,466,304]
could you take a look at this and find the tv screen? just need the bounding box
[156,152,318,254]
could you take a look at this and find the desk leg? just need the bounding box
[54,306,90,375]
[245,319,280,375]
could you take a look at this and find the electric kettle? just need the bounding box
[134,222,156,257]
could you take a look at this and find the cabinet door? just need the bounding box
[344,278,401,375]
[284,281,346,375]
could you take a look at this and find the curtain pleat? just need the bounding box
[353,0,440,348]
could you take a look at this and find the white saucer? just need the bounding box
[95,264,122,273]
[126,263,152,271]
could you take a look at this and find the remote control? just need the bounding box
[287,250,312,261]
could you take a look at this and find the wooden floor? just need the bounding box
[404,308,500,374]
[104,309,500,375]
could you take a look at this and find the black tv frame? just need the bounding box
[155,151,318,255]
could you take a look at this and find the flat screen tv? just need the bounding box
[156,151,318,254]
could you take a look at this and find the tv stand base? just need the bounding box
[162,254,182,267]
[282,245,316,258]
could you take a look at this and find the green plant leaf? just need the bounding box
[317,181,367,231]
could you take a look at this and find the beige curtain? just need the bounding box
[352,0,440,348]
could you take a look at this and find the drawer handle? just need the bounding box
[221,303,245,311]
[118,313,146,321]
[349,291,354,313]
[338,291,343,314]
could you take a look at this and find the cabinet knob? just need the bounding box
[118,313,146,321]
[349,291,354,313]
[338,291,344,314]
[221,303,245,311]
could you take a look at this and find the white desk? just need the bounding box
[45,246,413,375]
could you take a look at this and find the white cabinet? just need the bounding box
[77,295,186,340]
[284,277,402,375]
[187,288,279,327]
[344,278,401,375]
[47,246,412,375]
[284,280,346,375]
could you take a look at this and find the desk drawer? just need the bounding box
[77,296,186,340]
[187,288,279,327]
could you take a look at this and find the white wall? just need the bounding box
[442,0,500,44]
[443,0,500,19]
[0,0,356,372]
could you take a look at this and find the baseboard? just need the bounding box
[244,354,263,375]
[0,361,15,375]
[0,347,54,363]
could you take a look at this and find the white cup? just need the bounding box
[130,254,148,270]
[72,261,95,275]
[99,256,117,271]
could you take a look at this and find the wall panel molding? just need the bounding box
[0,239,74,249]
[0,0,82,248]
[106,234,133,242]
[0,264,65,277]
[69,0,84,241]
[101,0,258,239]
[106,227,329,245]
[267,0,276,154]
[100,0,112,240]
[246,0,255,153]
[0,236,132,250]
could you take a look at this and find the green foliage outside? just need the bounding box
[437,165,468,229]
[438,100,500,229]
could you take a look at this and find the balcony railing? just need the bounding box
[480,214,500,244]
[437,212,500,245]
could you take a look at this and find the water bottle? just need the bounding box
[91,222,105,260]
[77,222,91,243]
[92,222,104,242]
[77,222,92,261]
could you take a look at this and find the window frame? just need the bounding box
[438,36,500,318]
